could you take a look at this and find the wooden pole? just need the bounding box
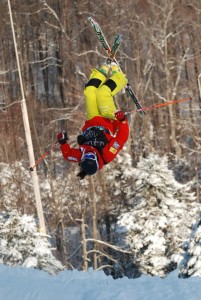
[7,0,46,233]
[81,216,88,271]
[91,178,97,270]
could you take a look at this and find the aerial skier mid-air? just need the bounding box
[57,60,129,180]
[30,17,191,175]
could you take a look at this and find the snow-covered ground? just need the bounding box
[0,265,201,300]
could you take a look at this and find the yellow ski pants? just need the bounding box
[84,69,128,120]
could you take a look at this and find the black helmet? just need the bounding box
[77,152,99,179]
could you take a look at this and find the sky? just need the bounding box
[0,265,201,300]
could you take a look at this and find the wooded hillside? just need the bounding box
[1,0,201,162]
[1,0,201,276]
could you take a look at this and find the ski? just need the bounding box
[88,16,122,60]
[110,34,122,59]
[125,84,145,113]
[88,16,146,117]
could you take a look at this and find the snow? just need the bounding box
[1,155,201,294]
[1,265,201,300]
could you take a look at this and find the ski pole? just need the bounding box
[30,140,59,171]
[125,97,192,115]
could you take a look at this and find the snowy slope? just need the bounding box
[0,265,201,300]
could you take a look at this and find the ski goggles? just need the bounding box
[83,152,99,169]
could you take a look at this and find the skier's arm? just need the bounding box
[57,131,82,162]
[60,143,82,163]
[112,110,129,145]
[102,119,129,163]
[114,119,129,144]
[108,120,129,151]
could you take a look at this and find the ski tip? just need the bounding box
[88,16,96,22]
[113,34,123,45]
[115,34,123,41]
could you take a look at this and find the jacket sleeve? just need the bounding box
[102,120,129,163]
[114,120,129,144]
[60,143,82,163]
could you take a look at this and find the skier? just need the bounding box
[57,60,129,179]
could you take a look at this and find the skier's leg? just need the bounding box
[84,69,106,120]
[84,63,111,120]
[96,71,128,119]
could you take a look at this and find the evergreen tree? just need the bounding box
[0,210,65,274]
[116,154,200,277]
[105,151,136,208]
[177,218,201,278]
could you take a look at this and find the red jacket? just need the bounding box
[60,116,129,170]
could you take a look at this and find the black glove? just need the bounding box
[77,169,87,180]
[57,130,68,144]
[115,110,126,122]
[77,134,85,145]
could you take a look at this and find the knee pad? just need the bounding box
[85,69,107,89]
[102,79,117,92]
[103,72,128,96]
